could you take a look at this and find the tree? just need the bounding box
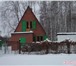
[40,1,50,39]
[0,1,21,36]
[47,1,59,41]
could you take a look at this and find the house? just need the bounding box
[8,6,47,51]
[57,32,76,42]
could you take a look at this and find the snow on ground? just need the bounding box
[0,54,76,66]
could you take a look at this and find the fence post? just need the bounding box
[45,41,49,54]
[19,40,21,54]
[66,40,71,54]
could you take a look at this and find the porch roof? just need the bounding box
[12,31,33,34]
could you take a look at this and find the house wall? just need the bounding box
[7,41,19,50]
[11,33,33,43]
[8,33,33,50]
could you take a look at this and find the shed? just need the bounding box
[57,32,76,42]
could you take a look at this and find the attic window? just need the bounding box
[30,21,36,30]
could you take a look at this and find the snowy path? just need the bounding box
[0,54,76,66]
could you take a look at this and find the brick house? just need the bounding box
[8,6,47,50]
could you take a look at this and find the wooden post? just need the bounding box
[66,40,71,54]
[67,43,70,54]
[19,40,21,54]
[45,41,49,54]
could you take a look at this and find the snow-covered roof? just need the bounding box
[57,32,76,35]
[57,32,76,42]
[36,41,40,43]
[12,31,33,34]
[42,38,60,43]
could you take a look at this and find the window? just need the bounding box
[37,36,40,41]
[30,21,32,29]
[37,36,43,41]
[22,20,36,31]
[33,36,45,42]
[40,36,43,41]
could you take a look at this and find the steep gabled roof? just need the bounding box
[14,6,46,34]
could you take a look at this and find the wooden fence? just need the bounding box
[20,40,76,54]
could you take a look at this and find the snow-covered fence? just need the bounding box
[21,41,59,54]
[20,40,76,54]
[6,39,76,54]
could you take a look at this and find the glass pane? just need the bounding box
[37,36,40,41]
